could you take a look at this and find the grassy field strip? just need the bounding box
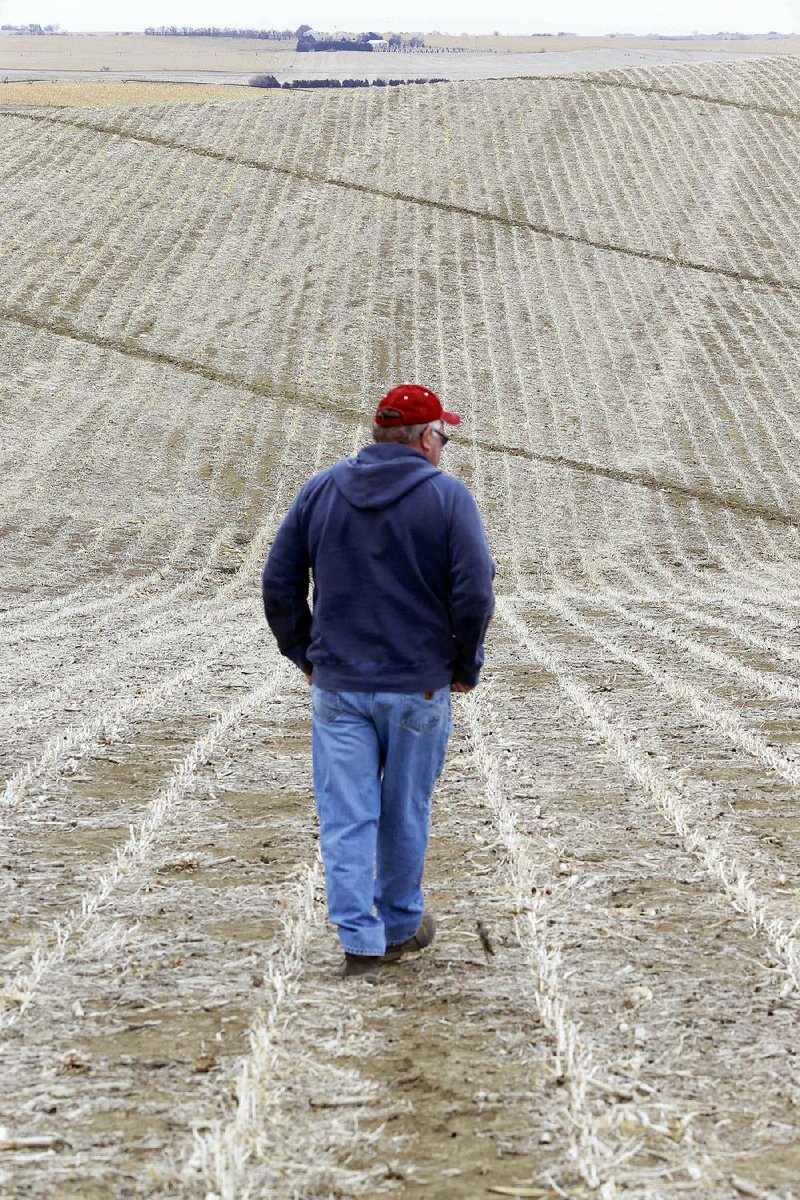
[4,97,800,295]
[460,689,620,1195]
[0,82,251,107]
[499,599,800,1000]
[0,658,290,1033]
[385,73,786,280]
[503,339,793,583]
[0,335,212,568]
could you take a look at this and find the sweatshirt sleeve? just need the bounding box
[447,482,496,687]
[261,491,313,674]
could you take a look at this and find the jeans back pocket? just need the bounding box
[400,691,449,734]
[312,687,343,723]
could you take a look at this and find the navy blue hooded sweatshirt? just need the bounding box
[261,443,495,693]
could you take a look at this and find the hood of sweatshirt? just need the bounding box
[330,443,441,511]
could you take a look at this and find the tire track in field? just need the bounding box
[2,107,799,294]
[526,74,800,122]
[2,307,799,535]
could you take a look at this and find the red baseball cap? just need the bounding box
[375,383,460,427]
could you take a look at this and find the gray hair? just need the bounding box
[372,421,429,444]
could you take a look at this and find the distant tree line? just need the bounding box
[1,23,62,33]
[297,30,426,51]
[144,25,296,39]
[297,31,379,52]
[250,74,447,89]
[131,24,432,50]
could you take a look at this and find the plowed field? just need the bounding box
[1,59,799,1199]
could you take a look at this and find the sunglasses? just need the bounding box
[432,428,451,447]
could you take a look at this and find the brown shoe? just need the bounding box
[387,912,437,957]
[338,953,389,979]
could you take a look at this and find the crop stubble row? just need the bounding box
[1,61,800,1197]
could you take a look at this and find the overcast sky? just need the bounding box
[1,0,797,35]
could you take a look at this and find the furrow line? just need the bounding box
[182,856,391,1199]
[543,592,800,789]
[186,859,326,1199]
[524,74,800,123]
[596,568,800,673]
[3,306,799,535]
[559,580,800,704]
[2,108,799,293]
[460,690,620,1195]
[0,661,290,1034]
[0,531,226,649]
[0,620,260,814]
[0,405,320,722]
[499,598,800,993]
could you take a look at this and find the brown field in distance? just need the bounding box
[0,32,295,72]
[0,80,256,105]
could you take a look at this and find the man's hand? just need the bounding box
[450,681,473,693]
[304,670,313,686]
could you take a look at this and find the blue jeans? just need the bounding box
[311,685,452,956]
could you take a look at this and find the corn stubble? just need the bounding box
[1,57,800,1200]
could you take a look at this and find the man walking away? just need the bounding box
[262,383,495,977]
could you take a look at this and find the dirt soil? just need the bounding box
[1,55,800,1200]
